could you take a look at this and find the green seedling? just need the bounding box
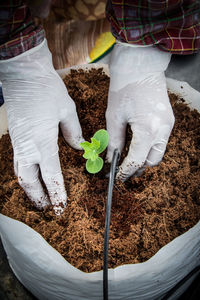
[80,129,109,174]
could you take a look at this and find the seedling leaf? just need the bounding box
[80,141,92,152]
[86,157,103,174]
[93,129,109,154]
[80,138,100,161]
[80,129,109,174]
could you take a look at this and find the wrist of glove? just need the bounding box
[106,42,175,181]
[0,39,84,215]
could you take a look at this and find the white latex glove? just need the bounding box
[106,42,175,181]
[0,39,84,215]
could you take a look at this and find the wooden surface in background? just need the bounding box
[43,12,110,69]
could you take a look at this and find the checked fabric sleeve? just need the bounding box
[106,0,200,54]
[0,0,45,60]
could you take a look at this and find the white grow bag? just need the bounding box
[0,64,200,300]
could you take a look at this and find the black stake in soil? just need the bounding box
[103,149,120,300]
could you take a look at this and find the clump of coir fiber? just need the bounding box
[0,68,200,273]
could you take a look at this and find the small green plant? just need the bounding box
[80,129,109,174]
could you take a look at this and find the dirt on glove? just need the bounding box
[0,68,200,273]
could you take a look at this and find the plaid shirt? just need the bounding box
[1,0,200,60]
[0,0,44,60]
[106,0,200,54]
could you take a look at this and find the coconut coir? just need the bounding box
[0,68,200,273]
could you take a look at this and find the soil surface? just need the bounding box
[0,68,200,273]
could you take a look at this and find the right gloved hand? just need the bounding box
[0,39,84,215]
[106,42,175,181]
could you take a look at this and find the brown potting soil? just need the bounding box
[0,68,200,273]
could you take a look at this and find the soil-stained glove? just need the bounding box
[0,39,84,215]
[106,42,175,181]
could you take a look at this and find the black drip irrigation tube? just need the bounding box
[103,148,120,300]
[103,149,199,300]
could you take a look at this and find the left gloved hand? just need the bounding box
[0,40,84,215]
[106,42,175,181]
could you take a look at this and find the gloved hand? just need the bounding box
[106,42,175,181]
[0,39,84,215]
